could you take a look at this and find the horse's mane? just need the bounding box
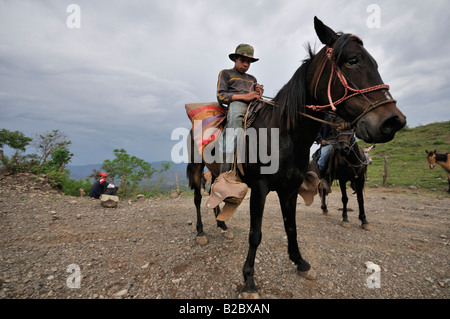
[435,153,449,162]
[259,45,316,133]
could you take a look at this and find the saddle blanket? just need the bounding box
[185,102,226,155]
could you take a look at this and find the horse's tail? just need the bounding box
[186,129,197,190]
[186,163,196,190]
[187,161,206,190]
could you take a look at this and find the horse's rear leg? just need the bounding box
[187,163,208,245]
[339,181,350,228]
[194,186,210,245]
[320,186,329,215]
[355,178,371,231]
[214,207,234,240]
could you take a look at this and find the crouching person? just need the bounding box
[89,172,109,199]
[105,184,118,195]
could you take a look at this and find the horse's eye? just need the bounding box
[346,57,359,66]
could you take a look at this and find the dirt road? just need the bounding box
[0,173,448,299]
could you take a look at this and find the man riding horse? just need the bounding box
[216,44,264,175]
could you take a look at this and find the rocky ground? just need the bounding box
[0,173,449,300]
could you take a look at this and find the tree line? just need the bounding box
[0,128,172,198]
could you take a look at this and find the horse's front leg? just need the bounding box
[278,189,316,280]
[241,183,268,297]
[339,180,350,228]
[355,178,371,231]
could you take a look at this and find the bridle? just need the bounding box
[302,36,397,130]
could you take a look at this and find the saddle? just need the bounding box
[185,101,265,156]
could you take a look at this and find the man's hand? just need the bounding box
[255,84,264,98]
[246,91,261,101]
[231,83,264,102]
[231,91,261,102]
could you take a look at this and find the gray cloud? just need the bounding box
[1,0,449,165]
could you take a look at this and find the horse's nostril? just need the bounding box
[381,115,406,134]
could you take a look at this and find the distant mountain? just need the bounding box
[153,161,189,189]
[66,164,101,181]
[67,161,189,190]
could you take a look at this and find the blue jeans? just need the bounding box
[221,101,248,156]
[318,144,332,172]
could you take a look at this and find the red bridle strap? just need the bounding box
[306,45,390,112]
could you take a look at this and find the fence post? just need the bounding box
[382,155,390,187]
[175,172,180,193]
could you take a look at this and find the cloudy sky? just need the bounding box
[1,0,449,165]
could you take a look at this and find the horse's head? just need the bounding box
[426,149,436,169]
[331,115,355,156]
[310,17,406,143]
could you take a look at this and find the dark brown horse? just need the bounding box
[187,17,406,297]
[311,116,372,230]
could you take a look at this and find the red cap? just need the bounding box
[99,172,107,177]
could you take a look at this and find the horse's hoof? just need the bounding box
[322,210,329,216]
[361,223,372,231]
[298,268,317,280]
[239,292,260,299]
[196,235,208,245]
[221,229,234,240]
[340,221,350,228]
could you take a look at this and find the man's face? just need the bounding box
[234,56,251,73]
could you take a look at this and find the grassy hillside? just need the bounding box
[358,121,450,193]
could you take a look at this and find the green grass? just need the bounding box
[358,121,450,193]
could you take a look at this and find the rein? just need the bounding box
[260,95,396,132]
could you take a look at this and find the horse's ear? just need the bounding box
[314,16,339,47]
[425,150,429,154]
[434,149,437,153]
